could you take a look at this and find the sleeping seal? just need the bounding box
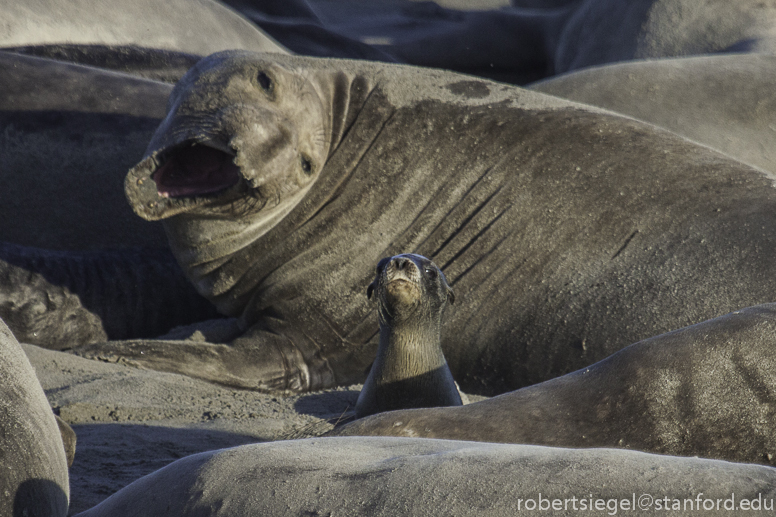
[74,437,776,517]
[332,304,776,466]
[0,317,69,516]
[0,0,286,57]
[70,50,776,396]
[356,254,461,419]
[0,52,220,348]
[531,54,776,180]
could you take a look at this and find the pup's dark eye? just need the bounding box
[425,267,437,279]
[257,71,273,92]
[301,156,313,175]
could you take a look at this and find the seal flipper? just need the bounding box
[0,242,220,349]
[72,322,334,392]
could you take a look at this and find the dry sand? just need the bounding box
[23,343,484,515]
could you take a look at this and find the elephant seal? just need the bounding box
[531,54,776,180]
[0,51,170,250]
[554,0,776,74]
[72,50,776,396]
[5,44,202,84]
[74,437,776,516]
[222,0,776,84]
[0,0,286,57]
[55,414,77,468]
[0,52,220,348]
[355,254,460,419]
[0,317,69,516]
[333,304,776,466]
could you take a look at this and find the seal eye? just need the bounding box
[425,267,438,279]
[301,155,313,175]
[257,71,273,92]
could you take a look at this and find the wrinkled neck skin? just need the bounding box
[374,308,448,382]
[159,56,377,315]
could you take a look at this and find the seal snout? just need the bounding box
[386,256,421,294]
[367,253,455,316]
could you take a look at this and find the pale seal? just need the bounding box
[356,254,460,419]
[0,317,69,516]
[0,0,286,57]
[333,304,776,467]
[74,437,776,517]
[67,50,776,396]
[531,54,776,180]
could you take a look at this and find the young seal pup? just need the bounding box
[355,253,461,419]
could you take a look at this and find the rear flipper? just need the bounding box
[0,242,220,349]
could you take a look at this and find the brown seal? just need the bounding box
[332,304,776,467]
[356,254,460,419]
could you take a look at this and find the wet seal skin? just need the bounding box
[355,254,461,419]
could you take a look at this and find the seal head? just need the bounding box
[123,51,347,316]
[125,51,330,222]
[356,253,461,419]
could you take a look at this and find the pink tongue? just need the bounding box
[153,145,240,198]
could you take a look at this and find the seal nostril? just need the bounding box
[257,71,273,92]
[394,258,410,270]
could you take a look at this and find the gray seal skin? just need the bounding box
[531,54,776,180]
[333,304,776,467]
[4,44,203,84]
[74,437,776,517]
[554,0,776,74]
[0,0,287,57]
[0,317,69,517]
[0,51,170,251]
[74,50,776,396]
[356,254,461,419]
[222,0,776,84]
[0,52,220,348]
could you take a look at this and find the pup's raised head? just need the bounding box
[367,253,454,323]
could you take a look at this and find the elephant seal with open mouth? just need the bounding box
[59,50,776,395]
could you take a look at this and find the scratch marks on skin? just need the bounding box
[426,168,498,259]
[731,349,776,407]
[612,230,639,260]
[440,203,510,273]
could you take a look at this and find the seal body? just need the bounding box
[74,437,776,517]
[72,51,776,395]
[0,51,170,251]
[0,0,286,57]
[531,54,776,180]
[333,304,776,466]
[0,317,69,516]
[0,53,221,347]
[356,254,460,419]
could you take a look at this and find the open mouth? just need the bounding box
[152,143,241,198]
